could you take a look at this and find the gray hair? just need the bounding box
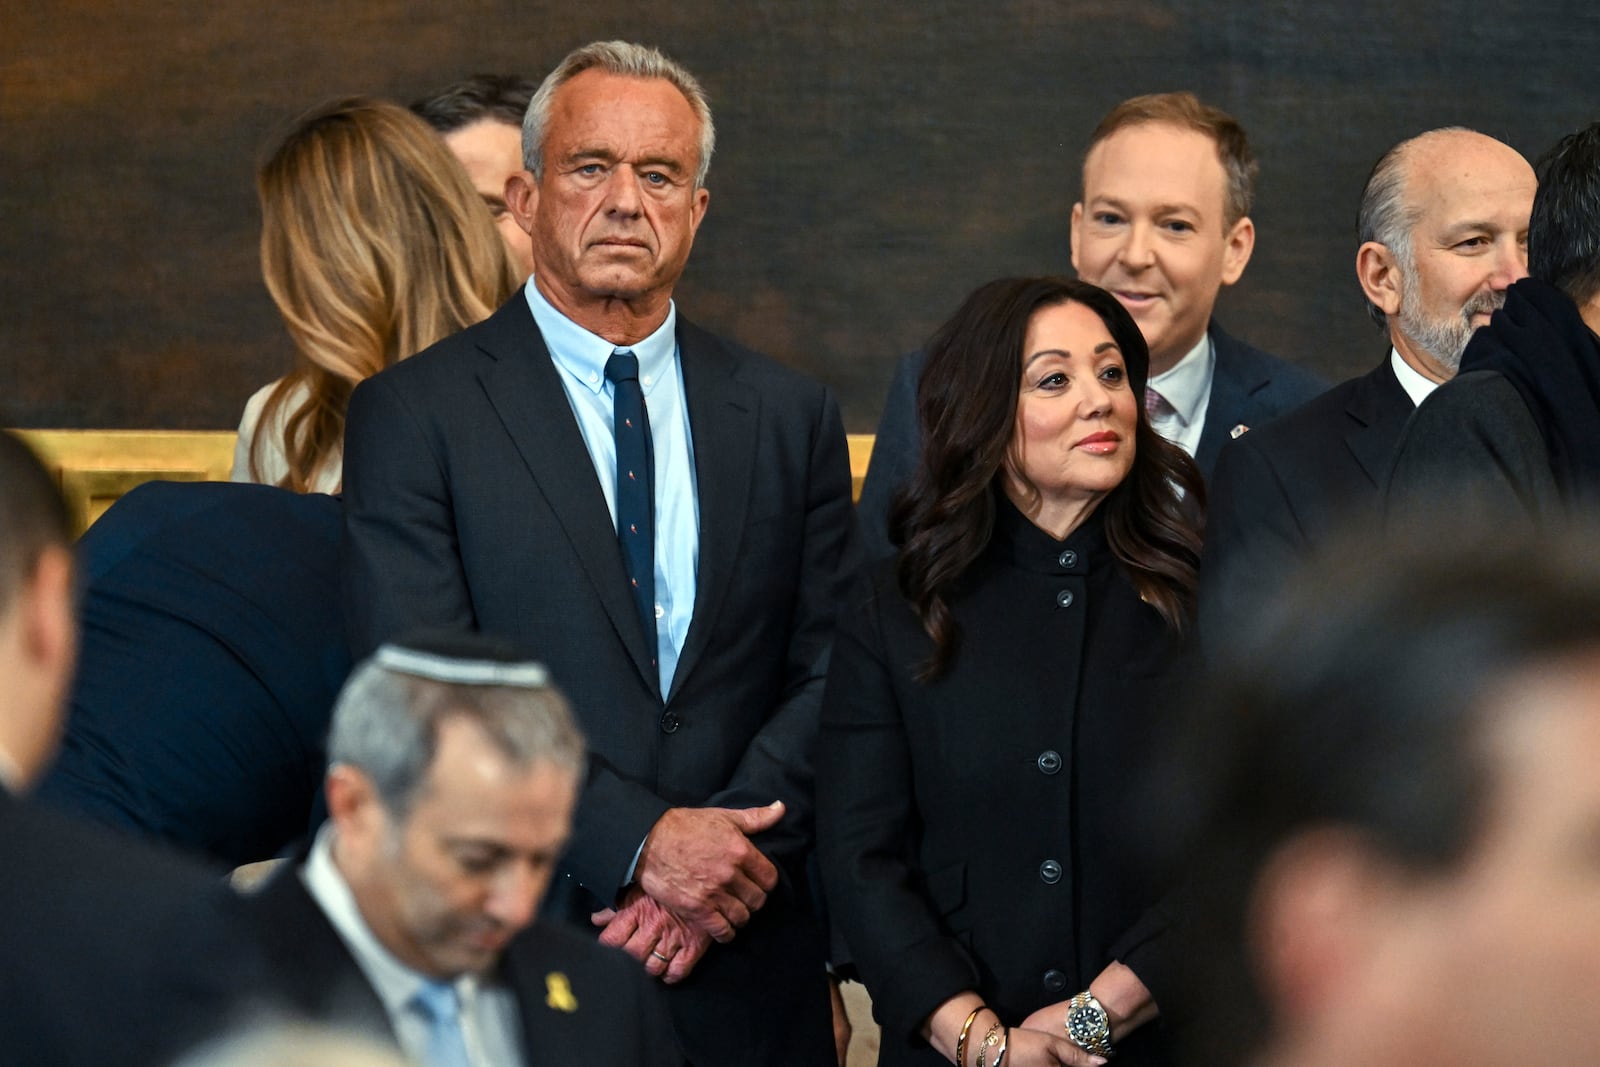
[327,641,586,817]
[523,40,716,188]
[1356,127,1471,327]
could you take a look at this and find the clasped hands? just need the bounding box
[591,801,784,983]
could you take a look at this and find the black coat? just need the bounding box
[1201,356,1413,641]
[240,855,684,1066]
[35,481,348,866]
[0,790,258,1066]
[340,295,856,1064]
[818,503,1185,1067]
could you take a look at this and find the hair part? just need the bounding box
[1085,91,1258,226]
[411,73,537,133]
[1529,120,1600,306]
[889,276,1205,679]
[523,40,715,188]
[327,637,586,819]
[0,433,71,613]
[254,96,519,491]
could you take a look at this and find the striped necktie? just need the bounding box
[605,349,657,665]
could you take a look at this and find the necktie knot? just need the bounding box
[605,349,640,384]
[411,979,460,1023]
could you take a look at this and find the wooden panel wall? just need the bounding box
[3,1,1596,433]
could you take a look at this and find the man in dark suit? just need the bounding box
[0,434,256,1066]
[1203,129,1535,640]
[857,92,1325,557]
[341,40,853,1065]
[34,480,348,867]
[242,634,682,1066]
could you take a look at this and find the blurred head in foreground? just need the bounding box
[1182,520,1600,1067]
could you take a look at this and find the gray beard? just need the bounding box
[1397,267,1506,375]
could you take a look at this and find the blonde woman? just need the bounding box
[233,96,519,493]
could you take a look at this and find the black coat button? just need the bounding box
[1058,549,1078,568]
[660,711,681,734]
[1039,859,1062,884]
[1043,969,1068,993]
[1037,750,1062,775]
[1056,589,1074,609]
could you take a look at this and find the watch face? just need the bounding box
[1068,1003,1109,1045]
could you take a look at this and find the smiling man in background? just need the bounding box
[858,92,1324,558]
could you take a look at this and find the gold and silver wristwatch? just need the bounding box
[1064,991,1114,1058]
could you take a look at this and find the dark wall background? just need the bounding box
[4,1,1596,432]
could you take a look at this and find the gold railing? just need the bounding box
[10,430,878,536]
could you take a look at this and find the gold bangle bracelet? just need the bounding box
[955,1006,984,1067]
[990,1026,1010,1067]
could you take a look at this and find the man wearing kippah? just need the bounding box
[241,633,682,1067]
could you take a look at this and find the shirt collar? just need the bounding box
[523,275,677,397]
[1145,331,1215,426]
[1389,347,1442,408]
[0,747,20,794]
[301,825,480,1019]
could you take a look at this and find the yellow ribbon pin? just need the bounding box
[545,971,579,1013]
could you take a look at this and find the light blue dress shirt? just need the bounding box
[525,276,700,699]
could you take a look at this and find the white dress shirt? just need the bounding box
[1145,332,1215,458]
[1390,347,1443,409]
[300,827,527,1067]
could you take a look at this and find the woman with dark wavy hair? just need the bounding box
[819,276,1203,1067]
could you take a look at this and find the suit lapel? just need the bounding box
[1195,322,1263,475]
[474,299,659,686]
[669,319,758,702]
[1343,356,1416,487]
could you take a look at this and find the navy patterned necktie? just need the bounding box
[605,349,657,664]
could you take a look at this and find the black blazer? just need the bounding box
[817,504,1185,1067]
[35,481,348,866]
[856,322,1326,560]
[1201,356,1414,641]
[241,857,683,1066]
[0,790,258,1066]
[341,295,853,1064]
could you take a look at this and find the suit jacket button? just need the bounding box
[1037,750,1062,775]
[1043,969,1068,993]
[1056,589,1074,609]
[660,711,681,734]
[1039,859,1062,884]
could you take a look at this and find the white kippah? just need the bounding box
[374,644,551,688]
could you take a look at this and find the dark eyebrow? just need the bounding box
[1023,341,1120,369]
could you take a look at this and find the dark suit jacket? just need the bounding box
[341,295,853,1064]
[856,321,1327,561]
[241,857,683,1066]
[35,481,349,866]
[818,504,1184,1067]
[0,789,258,1066]
[1201,356,1413,642]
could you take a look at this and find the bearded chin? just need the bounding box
[1399,291,1506,375]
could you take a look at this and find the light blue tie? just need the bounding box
[411,979,471,1067]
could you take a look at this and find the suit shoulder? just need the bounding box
[680,317,831,401]
[1213,326,1328,398]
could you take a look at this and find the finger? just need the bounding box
[1051,1037,1108,1067]
[688,904,736,943]
[589,908,618,927]
[725,799,785,836]
[596,908,640,949]
[723,868,772,915]
[664,936,707,984]
[736,845,781,893]
[708,891,752,931]
[643,943,672,978]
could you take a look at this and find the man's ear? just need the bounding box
[1220,215,1257,287]
[1069,201,1085,274]
[326,764,383,841]
[1357,241,1405,319]
[505,170,538,237]
[23,546,75,686]
[1247,828,1400,1024]
[688,186,710,239]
